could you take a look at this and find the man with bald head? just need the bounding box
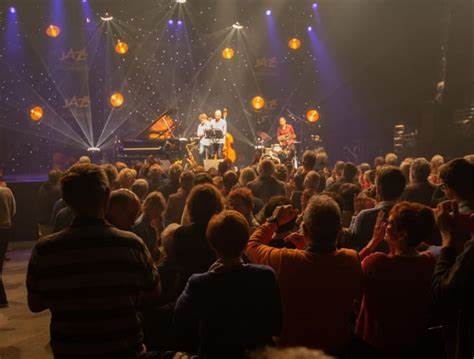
[209,109,227,160]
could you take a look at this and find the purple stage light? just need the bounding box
[168,19,174,25]
[177,20,183,25]
[86,17,91,23]
[312,3,318,9]
[307,26,313,32]
[9,7,16,14]
[265,9,271,16]
[82,0,87,3]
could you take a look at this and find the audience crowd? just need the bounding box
[0,150,473,359]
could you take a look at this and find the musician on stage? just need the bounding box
[209,109,227,159]
[197,113,211,161]
[277,116,296,149]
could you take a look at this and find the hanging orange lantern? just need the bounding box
[30,106,44,122]
[110,92,124,108]
[46,25,61,38]
[115,40,129,55]
[306,109,320,123]
[222,47,235,60]
[251,96,265,111]
[288,37,301,50]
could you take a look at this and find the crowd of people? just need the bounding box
[0,150,473,359]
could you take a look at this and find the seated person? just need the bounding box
[174,210,282,358]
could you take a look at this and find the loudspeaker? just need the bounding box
[204,159,223,171]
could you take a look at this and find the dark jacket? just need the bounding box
[247,176,286,203]
[174,264,282,359]
[401,181,436,207]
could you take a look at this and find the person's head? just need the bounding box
[106,189,141,230]
[258,159,276,178]
[61,164,110,218]
[400,159,412,183]
[213,176,224,191]
[464,154,474,164]
[375,166,406,201]
[101,164,119,190]
[315,151,329,168]
[227,187,254,218]
[279,117,287,127]
[363,169,376,187]
[214,109,222,120]
[207,167,218,178]
[339,183,361,211]
[223,170,239,193]
[302,150,317,171]
[147,164,163,183]
[207,210,249,260]
[143,191,166,221]
[239,167,257,186]
[199,113,208,123]
[386,202,435,250]
[117,168,137,189]
[430,154,444,172]
[374,156,385,168]
[168,163,183,184]
[161,223,180,260]
[358,163,371,175]
[333,161,345,179]
[261,196,292,222]
[294,170,306,191]
[180,170,195,193]
[409,157,431,184]
[303,195,341,251]
[303,171,320,192]
[187,184,224,224]
[252,346,332,359]
[342,162,358,182]
[385,153,399,166]
[275,164,289,182]
[131,179,149,202]
[194,172,213,185]
[115,161,128,172]
[218,159,231,177]
[48,169,63,185]
[439,158,474,201]
[78,155,91,164]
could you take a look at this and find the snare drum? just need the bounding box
[271,144,283,154]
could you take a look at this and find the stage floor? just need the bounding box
[0,248,52,359]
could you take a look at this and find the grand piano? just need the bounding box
[117,109,188,161]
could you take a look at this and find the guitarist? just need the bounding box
[277,116,296,150]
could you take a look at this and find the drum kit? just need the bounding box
[255,132,300,164]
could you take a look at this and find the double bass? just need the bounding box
[223,133,237,163]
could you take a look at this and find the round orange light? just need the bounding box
[46,25,61,38]
[222,47,235,60]
[115,40,129,55]
[288,38,301,50]
[306,109,320,123]
[251,96,265,111]
[30,106,44,122]
[110,92,124,108]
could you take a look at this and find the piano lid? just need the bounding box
[135,108,178,140]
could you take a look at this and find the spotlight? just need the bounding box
[177,20,183,26]
[86,17,91,23]
[87,147,101,153]
[46,25,61,38]
[9,7,16,14]
[176,0,186,3]
[312,3,318,9]
[307,26,313,32]
[265,9,272,16]
[100,13,114,22]
[306,109,320,123]
[82,0,87,3]
[168,19,174,25]
[30,106,44,122]
[232,22,243,30]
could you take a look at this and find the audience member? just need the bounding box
[147,164,165,193]
[165,170,195,225]
[160,163,183,199]
[117,167,137,189]
[106,188,141,230]
[175,210,282,358]
[326,161,344,187]
[247,159,286,203]
[301,170,321,211]
[227,187,259,233]
[222,170,239,197]
[131,178,150,202]
[429,154,444,185]
[0,185,15,306]
[327,162,360,193]
[384,152,398,166]
[239,167,257,187]
[26,163,160,357]
[101,163,119,190]
[374,156,384,168]
[36,169,63,235]
[401,157,435,206]
[246,196,362,355]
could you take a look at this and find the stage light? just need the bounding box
[87,147,101,153]
[86,17,91,23]
[110,92,124,108]
[115,40,129,55]
[168,19,174,25]
[30,106,44,122]
[265,9,272,16]
[100,13,114,22]
[232,22,243,30]
[288,38,301,50]
[9,7,16,14]
[177,20,183,26]
[312,3,318,9]
[176,0,186,3]
[46,25,61,38]
[306,109,320,123]
[222,47,235,60]
[307,26,313,32]
[251,96,265,111]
